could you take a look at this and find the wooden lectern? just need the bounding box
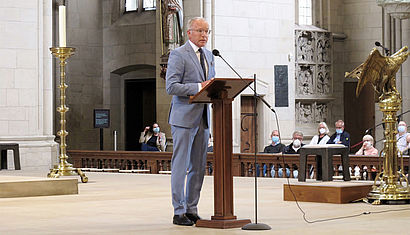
[190,78,253,229]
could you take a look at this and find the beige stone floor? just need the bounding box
[0,170,410,235]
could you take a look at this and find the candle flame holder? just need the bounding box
[48,47,88,183]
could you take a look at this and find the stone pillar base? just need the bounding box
[0,136,58,171]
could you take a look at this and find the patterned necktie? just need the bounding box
[198,48,207,80]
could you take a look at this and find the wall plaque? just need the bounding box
[274,65,288,107]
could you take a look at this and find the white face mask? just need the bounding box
[364,141,372,148]
[319,128,326,134]
[293,139,301,148]
[398,125,406,133]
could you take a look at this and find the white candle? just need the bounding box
[59,5,66,47]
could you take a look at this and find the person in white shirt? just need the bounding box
[309,122,330,145]
[396,121,409,153]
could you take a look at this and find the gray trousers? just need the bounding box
[171,118,209,215]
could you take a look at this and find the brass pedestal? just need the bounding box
[47,47,88,183]
[367,92,410,204]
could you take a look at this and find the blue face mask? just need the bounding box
[336,128,343,134]
[153,127,160,133]
[398,126,406,133]
[272,136,280,144]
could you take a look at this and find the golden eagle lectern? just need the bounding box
[346,46,410,204]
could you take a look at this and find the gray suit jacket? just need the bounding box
[166,41,215,128]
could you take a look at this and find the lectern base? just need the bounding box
[196,219,251,229]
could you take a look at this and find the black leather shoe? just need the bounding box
[173,214,194,226]
[185,213,201,224]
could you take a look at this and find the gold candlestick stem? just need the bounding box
[48,47,88,183]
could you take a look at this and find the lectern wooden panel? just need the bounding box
[190,78,252,229]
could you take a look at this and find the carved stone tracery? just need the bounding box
[295,28,332,125]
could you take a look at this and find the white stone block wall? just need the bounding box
[401,19,410,126]
[214,0,295,152]
[0,0,57,170]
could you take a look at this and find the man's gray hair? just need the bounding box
[293,131,303,138]
[335,119,345,127]
[187,17,207,29]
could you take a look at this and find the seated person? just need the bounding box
[309,122,330,145]
[355,135,378,155]
[139,123,166,151]
[397,121,409,153]
[264,130,285,153]
[285,131,305,154]
[401,134,410,155]
[327,119,350,147]
[263,130,285,177]
[207,134,213,152]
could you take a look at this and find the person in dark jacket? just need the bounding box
[263,130,285,177]
[264,130,285,153]
[285,131,305,154]
[327,119,350,147]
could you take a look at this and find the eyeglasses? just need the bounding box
[189,29,211,35]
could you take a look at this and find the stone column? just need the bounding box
[0,0,58,171]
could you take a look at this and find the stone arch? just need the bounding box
[109,64,156,150]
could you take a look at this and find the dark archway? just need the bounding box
[125,79,156,150]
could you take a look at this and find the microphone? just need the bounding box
[375,41,390,55]
[212,49,220,57]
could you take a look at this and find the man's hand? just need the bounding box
[144,126,150,132]
[201,80,211,89]
[201,78,214,89]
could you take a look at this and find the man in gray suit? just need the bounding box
[166,17,215,226]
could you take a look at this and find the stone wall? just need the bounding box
[63,0,104,150]
[60,0,157,150]
[0,0,57,170]
[102,0,156,150]
[214,0,295,152]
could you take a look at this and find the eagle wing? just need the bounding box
[346,48,387,97]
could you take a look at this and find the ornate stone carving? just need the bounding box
[296,31,315,63]
[297,65,314,95]
[295,27,332,126]
[296,102,313,123]
[377,0,410,19]
[316,65,331,95]
[317,32,331,63]
[296,102,329,124]
[314,103,328,123]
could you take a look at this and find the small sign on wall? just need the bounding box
[274,65,288,107]
[94,109,110,128]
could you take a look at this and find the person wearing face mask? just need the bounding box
[327,120,350,147]
[264,130,286,153]
[309,122,331,145]
[285,131,305,154]
[355,135,378,155]
[403,134,410,155]
[139,123,166,152]
[396,121,409,153]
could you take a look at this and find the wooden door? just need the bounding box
[240,96,257,153]
[344,82,375,153]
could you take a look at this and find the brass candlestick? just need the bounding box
[346,46,410,204]
[48,47,88,183]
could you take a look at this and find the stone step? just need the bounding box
[0,176,78,198]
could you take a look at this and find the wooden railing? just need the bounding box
[68,150,410,180]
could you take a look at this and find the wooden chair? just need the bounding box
[0,143,21,170]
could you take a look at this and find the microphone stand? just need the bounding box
[241,74,271,231]
[215,51,278,230]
